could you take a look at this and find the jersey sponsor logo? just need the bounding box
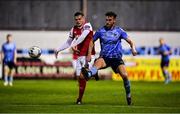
[84,25,90,30]
[104,31,119,39]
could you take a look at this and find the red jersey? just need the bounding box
[69,22,95,56]
[73,53,78,59]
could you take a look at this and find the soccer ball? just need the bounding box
[28,46,41,58]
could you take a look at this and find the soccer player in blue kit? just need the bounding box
[0,34,17,86]
[159,38,172,84]
[81,11,137,105]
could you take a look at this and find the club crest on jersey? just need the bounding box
[84,25,90,30]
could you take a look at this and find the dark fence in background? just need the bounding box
[0,0,80,30]
[88,0,180,31]
[0,0,180,31]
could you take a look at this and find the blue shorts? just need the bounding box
[161,60,169,68]
[102,57,124,73]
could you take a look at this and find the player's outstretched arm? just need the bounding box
[125,37,137,56]
[55,37,73,58]
[167,46,172,55]
[70,29,90,47]
[14,49,17,64]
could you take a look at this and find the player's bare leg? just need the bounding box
[117,65,131,105]
[76,73,86,105]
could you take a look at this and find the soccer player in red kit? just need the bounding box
[55,12,97,104]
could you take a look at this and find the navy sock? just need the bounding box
[123,78,131,98]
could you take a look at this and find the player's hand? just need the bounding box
[72,46,80,54]
[86,55,91,62]
[132,49,138,56]
[164,51,168,55]
[164,51,171,55]
[14,59,17,64]
[55,50,60,59]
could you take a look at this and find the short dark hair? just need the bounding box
[105,11,117,18]
[7,34,12,38]
[74,12,84,17]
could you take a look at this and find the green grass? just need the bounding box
[0,79,180,113]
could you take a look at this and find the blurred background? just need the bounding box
[0,0,180,81]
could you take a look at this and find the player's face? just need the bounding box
[7,36,12,43]
[74,15,85,27]
[105,16,116,28]
[159,39,165,45]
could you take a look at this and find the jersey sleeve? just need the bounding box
[119,28,128,39]
[93,29,100,42]
[57,28,74,51]
[1,44,4,53]
[14,43,16,51]
[167,45,171,51]
[83,22,93,31]
[158,46,163,54]
[69,27,74,39]
[57,37,73,51]
[70,29,90,47]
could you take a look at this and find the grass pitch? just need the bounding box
[0,79,180,113]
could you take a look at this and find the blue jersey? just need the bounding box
[93,26,128,58]
[159,44,171,61]
[2,42,16,63]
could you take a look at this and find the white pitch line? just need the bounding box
[4,104,180,110]
[90,105,180,110]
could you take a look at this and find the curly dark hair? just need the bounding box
[105,11,117,18]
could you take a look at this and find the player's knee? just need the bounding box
[4,68,9,76]
[79,73,85,79]
[120,72,128,79]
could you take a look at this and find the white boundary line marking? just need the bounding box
[3,104,180,110]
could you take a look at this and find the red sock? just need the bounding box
[78,78,86,101]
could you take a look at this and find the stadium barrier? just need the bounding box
[16,46,180,56]
[14,57,74,79]
[13,56,111,79]
[11,55,180,81]
[1,47,179,81]
[113,56,180,81]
